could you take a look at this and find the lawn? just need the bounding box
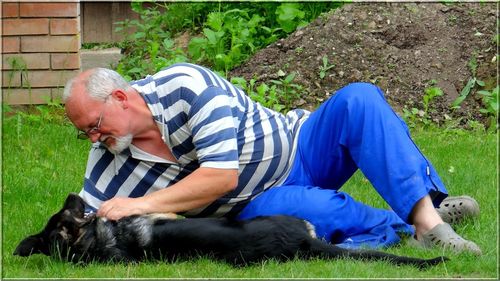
[1,109,498,279]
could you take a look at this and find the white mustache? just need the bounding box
[99,134,133,154]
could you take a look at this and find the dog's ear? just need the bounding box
[13,234,47,256]
[63,193,86,218]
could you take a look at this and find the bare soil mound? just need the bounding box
[229,3,497,127]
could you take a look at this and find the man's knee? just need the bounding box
[333,82,385,103]
[333,82,388,111]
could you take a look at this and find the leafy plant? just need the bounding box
[186,3,342,73]
[7,100,67,126]
[188,8,277,74]
[5,57,31,96]
[231,77,284,112]
[319,55,335,79]
[402,85,443,128]
[477,86,499,115]
[231,71,304,113]
[423,86,444,114]
[115,2,342,78]
[451,54,485,109]
[451,77,485,109]
[115,2,188,80]
[156,3,214,34]
[275,3,308,33]
[477,86,499,130]
[402,107,425,128]
[270,71,303,112]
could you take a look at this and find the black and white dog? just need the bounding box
[14,193,447,268]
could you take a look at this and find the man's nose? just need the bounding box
[89,132,101,143]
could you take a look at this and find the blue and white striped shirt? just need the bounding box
[80,63,309,217]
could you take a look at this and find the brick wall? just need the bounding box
[2,2,81,104]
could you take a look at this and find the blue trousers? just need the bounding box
[237,83,448,248]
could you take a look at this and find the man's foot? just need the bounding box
[412,223,482,255]
[436,195,480,224]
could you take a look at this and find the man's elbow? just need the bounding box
[199,167,239,194]
[223,169,239,192]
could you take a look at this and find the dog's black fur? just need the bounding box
[14,193,448,268]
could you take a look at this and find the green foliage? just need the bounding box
[423,86,444,114]
[451,77,485,109]
[231,71,303,113]
[5,56,30,90]
[451,54,485,109]
[270,72,303,112]
[188,3,340,73]
[477,86,499,130]
[231,77,284,113]
[4,57,49,106]
[449,53,497,130]
[115,2,342,78]
[275,3,307,33]
[477,86,499,115]
[403,85,444,128]
[402,107,424,128]
[188,8,273,74]
[318,55,335,79]
[154,3,213,34]
[5,102,67,126]
[114,2,188,80]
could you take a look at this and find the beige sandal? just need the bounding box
[436,195,480,224]
[412,223,482,255]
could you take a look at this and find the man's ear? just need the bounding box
[13,235,45,256]
[111,89,129,109]
[63,193,86,218]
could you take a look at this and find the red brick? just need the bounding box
[2,70,21,87]
[2,3,19,18]
[2,37,20,53]
[3,18,49,36]
[2,88,52,105]
[24,70,79,88]
[51,53,80,70]
[20,3,79,18]
[3,53,50,70]
[21,35,79,53]
[50,18,79,35]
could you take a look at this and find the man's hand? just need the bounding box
[97,196,149,221]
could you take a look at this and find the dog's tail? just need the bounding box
[303,239,448,269]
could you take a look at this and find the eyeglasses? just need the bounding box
[76,98,108,140]
[77,110,104,140]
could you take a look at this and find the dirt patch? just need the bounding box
[229,3,497,127]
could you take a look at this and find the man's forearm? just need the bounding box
[97,167,238,220]
[142,167,238,214]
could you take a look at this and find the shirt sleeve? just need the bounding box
[187,85,239,169]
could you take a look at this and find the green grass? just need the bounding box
[1,109,498,279]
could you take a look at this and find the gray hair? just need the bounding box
[62,68,130,102]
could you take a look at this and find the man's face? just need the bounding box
[65,84,133,154]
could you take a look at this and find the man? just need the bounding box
[63,63,481,254]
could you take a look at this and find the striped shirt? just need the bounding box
[80,63,309,217]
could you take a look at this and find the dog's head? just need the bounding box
[13,193,91,259]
